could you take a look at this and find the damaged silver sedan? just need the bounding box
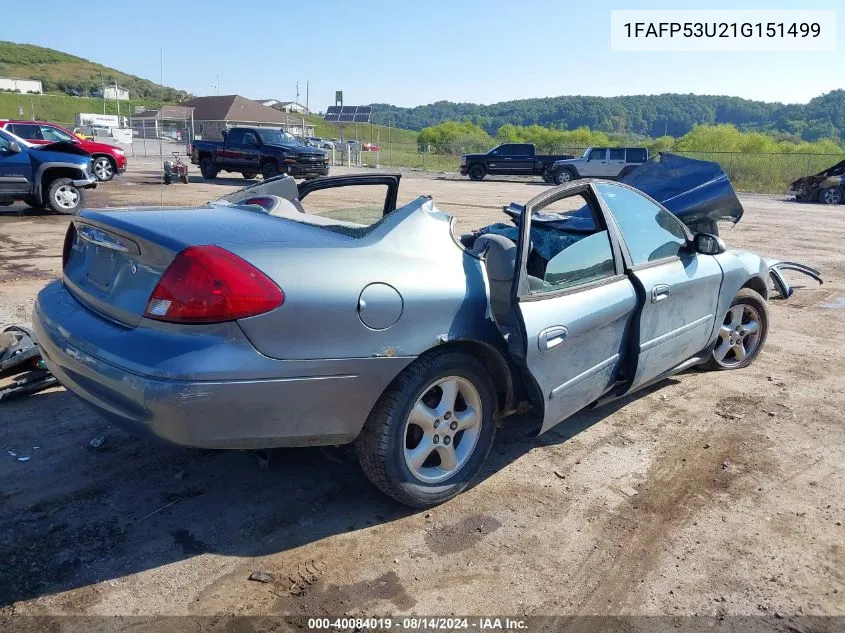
[32,159,814,507]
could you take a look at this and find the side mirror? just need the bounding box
[693,233,726,255]
[8,141,22,154]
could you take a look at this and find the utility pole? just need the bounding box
[305,81,309,114]
[296,82,300,107]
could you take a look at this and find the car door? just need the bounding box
[594,182,723,391]
[0,132,32,198]
[240,130,262,173]
[222,128,246,170]
[507,144,534,173]
[581,148,608,177]
[510,184,638,434]
[607,148,626,178]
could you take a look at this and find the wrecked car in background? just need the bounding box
[0,128,97,214]
[790,160,845,205]
[32,159,817,507]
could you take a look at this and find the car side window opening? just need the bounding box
[227,129,244,145]
[242,132,258,146]
[299,183,390,227]
[0,136,10,152]
[609,148,625,161]
[589,148,606,161]
[40,126,74,142]
[596,182,688,265]
[11,124,42,140]
[627,148,648,163]
[525,191,616,294]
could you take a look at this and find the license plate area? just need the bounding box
[84,245,119,291]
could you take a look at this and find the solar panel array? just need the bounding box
[324,106,372,123]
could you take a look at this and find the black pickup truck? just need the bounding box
[191,127,329,180]
[460,143,574,182]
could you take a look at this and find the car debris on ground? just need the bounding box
[0,325,57,403]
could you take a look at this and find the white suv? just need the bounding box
[550,147,649,184]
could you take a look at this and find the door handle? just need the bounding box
[538,326,568,351]
[651,284,671,303]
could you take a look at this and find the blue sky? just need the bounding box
[4,0,842,110]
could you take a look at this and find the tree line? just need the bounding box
[417,121,845,156]
[375,90,845,142]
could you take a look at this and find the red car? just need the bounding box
[0,120,127,182]
[362,143,382,152]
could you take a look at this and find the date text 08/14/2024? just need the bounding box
[307,618,528,630]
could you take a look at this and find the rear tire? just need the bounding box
[242,172,258,180]
[820,186,843,205]
[467,164,486,181]
[704,288,769,371]
[43,178,84,215]
[618,165,636,180]
[554,168,576,185]
[200,157,218,180]
[261,162,280,180]
[357,349,497,507]
[92,156,115,182]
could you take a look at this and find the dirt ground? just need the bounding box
[0,162,843,621]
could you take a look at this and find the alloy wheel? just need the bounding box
[822,187,842,205]
[54,185,80,210]
[403,376,483,484]
[93,158,113,181]
[712,303,762,367]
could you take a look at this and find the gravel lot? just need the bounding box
[0,163,843,620]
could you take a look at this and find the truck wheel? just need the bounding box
[242,172,258,180]
[200,158,218,180]
[44,178,85,215]
[467,164,486,181]
[261,162,280,180]
[820,186,843,205]
[92,156,115,182]
[554,168,576,185]
[357,349,497,507]
[542,171,553,183]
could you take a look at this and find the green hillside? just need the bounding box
[0,92,165,124]
[0,41,189,102]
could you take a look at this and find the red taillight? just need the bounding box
[62,223,76,269]
[144,246,283,323]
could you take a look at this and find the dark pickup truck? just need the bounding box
[191,127,329,181]
[460,143,574,182]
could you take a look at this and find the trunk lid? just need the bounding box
[63,205,354,327]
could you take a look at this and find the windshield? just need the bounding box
[582,149,591,158]
[41,126,75,142]
[256,128,299,146]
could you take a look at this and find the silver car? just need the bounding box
[34,168,778,507]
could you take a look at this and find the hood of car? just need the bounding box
[620,153,744,229]
[33,141,92,161]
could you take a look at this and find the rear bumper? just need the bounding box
[33,280,412,449]
[459,166,468,175]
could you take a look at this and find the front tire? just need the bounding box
[820,186,843,205]
[467,164,486,181]
[242,172,258,180]
[92,156,115,182]
[44,178,84,215]
[357,350,497,507]
[200,157,218,180]
[704,288,769,370]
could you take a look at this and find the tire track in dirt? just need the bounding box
[569,410,776,614]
